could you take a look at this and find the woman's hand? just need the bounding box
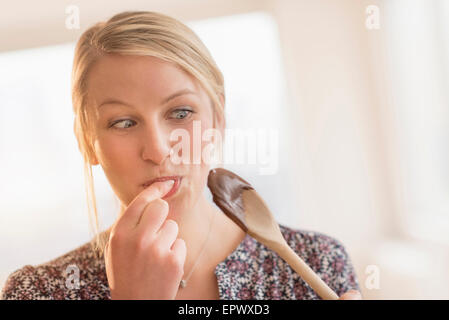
[339,290,363,300]
[104,180,187,300]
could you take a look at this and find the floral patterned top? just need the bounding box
[1,224,360,300]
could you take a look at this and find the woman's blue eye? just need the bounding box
[110,119,135,129]
[170,108,193,120]
[109,108,193,130]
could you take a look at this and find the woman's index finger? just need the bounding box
[117,180,175,229]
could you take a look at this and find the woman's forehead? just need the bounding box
[87,55,207,109]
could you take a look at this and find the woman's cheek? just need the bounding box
[94,137,128,168]
[181,121,206,165]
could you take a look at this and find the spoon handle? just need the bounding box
[271,239,339,300]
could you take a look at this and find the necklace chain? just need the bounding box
[179,212,216,289]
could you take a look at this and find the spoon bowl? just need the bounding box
[207,168,339,300]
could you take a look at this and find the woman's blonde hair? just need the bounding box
[71,11,225,257]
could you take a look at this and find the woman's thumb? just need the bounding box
[339,290,362,300]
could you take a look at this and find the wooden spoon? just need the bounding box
[207,168,339,300]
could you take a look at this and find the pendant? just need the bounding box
[179,279,187,288]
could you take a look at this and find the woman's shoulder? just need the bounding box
[218,224,360,299]
[278,223,350,257]
[277,224,360,296]
[1,237,110,300]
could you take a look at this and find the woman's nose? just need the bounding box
[140,121,171,165]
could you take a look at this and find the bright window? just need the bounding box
[384,0,449,244]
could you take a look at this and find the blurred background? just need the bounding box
[1,0,448,299]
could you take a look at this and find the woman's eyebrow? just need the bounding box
[98,89,196,109]
[161,89,196,104]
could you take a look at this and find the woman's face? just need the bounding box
[86,54,221,218]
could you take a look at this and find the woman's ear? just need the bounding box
[89,152,99,166]
[89,142,100,166]
[90,156,99,166]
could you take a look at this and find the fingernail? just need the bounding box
[163,179,175,189]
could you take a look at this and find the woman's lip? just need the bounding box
[142,176,182,199]
[142,176,180,187]
[162,177,182,199]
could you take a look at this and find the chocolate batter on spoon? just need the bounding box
[207,168,253,232]
[206,167,340,300]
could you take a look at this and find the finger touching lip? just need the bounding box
[152,180,175,197]
[161,177,182,199]
[141,176,182,199]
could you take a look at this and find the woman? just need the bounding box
[1,11,361,300]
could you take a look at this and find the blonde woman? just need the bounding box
[1,11,361,300]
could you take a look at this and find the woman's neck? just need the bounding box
[175,194,220,277]
[177,195,247,279]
